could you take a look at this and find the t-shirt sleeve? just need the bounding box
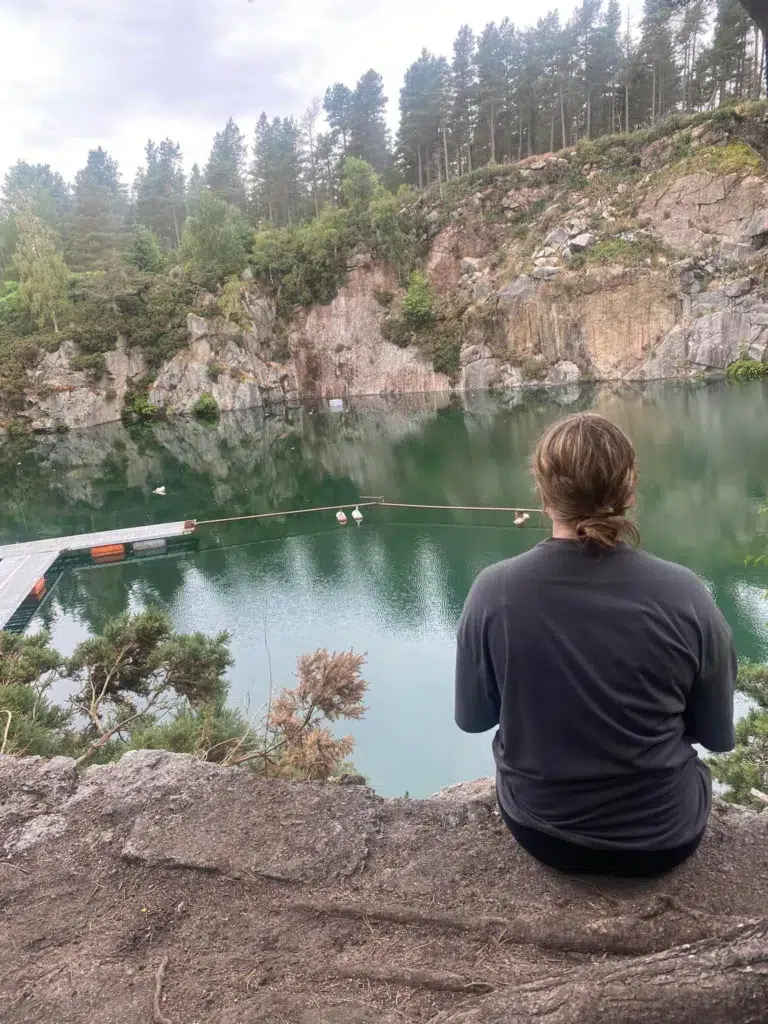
[683,596,737,753]
[455,577,500,734]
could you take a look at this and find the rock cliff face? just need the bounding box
[15,109,768,432]
[0,751,766,1024]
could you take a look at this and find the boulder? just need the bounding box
[529,160,547,171]
[740,208,768,241]
[496,276,536,304]
[569,232,597,252]
[534,257,559,268]
[532,265,560,280]
[567,218,589,237]
[460,256,481,276]
[499,363,523,388]
[545,361,581,385]
[544,226,570,248]
[724,277,753,299]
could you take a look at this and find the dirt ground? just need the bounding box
[1,751,766,1023]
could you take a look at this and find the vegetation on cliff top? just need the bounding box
[0,608,368,780]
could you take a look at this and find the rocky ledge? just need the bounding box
[1,750,766,1023]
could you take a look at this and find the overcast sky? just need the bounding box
[0,0,642,185]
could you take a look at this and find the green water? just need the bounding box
[2,380,767,796]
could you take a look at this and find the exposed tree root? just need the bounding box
[327,965,495,994]
[434,920,768,1024]
[294,897,738,956]
[153,956,172,1024]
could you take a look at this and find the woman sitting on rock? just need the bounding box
[455,412,736,876]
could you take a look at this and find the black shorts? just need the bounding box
[497,799,704,878]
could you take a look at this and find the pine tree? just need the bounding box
[133,139,186,250]
[204,118,247,210]
[301,97,323,216]
[398,51,443,187]
[0,162,71,275]
[251,116,305,227]
[324,83,354,157]
[451,26,478,175]
[710,0,755,101]
[186,164,205,217]
[68,148,128,271]
[349,70,391,172]
[12,209,70,333]
[476,23,506,163]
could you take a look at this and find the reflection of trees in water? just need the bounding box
[3,378,767,573]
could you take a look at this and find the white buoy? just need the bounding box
[153,486,166,496]
[336,509,348,525]
[352,506,363,525]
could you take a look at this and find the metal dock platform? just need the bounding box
[0,521,196,632]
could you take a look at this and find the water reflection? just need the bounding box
[3,379,767,795]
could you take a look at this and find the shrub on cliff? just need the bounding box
[0,610,368,780]
[401,271,435,329]
[726,357,768,380]
[191,392,220,420]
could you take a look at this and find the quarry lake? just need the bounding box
[2,378,767,796]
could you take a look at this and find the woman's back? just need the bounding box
[455,412,736,873]
[456,538,735,849]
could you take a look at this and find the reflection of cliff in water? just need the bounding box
[2,380,767,568]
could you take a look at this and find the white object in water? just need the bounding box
[352,506,363,525]
[514,511,530,527]
[329,398,344,412]
[153,486,166,496]
[336,509,348,525]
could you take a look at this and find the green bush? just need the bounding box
[401,271,435,329]
[191,392,219,420]
[180,193,251,289]
[373,289,395,307]
[70,352,106,381]
[726,357,768,380]
[122,381,159,423]
[568,235,665,270]
[128,226,165,274]
[207,361,224,381]
[380,315,412,347]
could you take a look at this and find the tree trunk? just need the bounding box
[560,82,567,149]
[52,310,59,334]
[586,88,592,139]
[443,124,450,182]
[489,105,496,164]
[467,140,472,174]
[550,113,555,153]
[417,146,423,190]
[651,64,656,124]
[517,116,523,162]
[438,921,768,1024]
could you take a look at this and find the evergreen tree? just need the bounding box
[12,209,70,333]
[710,0,755,101]
[180,193,251,289]
[349,70,391,172]
[633,0,681,125]
[204,118,247,210]
[398,50,443,187]
[68,148,128,271]
[133,139,186,250]
[451,25,478,174]
[251,115,305,227]
[186,163,205,216]
[324,83,354,156]
[301,97,323,217]
[476,23,507,163]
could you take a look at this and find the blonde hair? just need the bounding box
[532,412,639,549]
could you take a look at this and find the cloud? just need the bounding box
[0,0,631,185]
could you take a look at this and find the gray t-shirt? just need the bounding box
[455,539,736,850]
